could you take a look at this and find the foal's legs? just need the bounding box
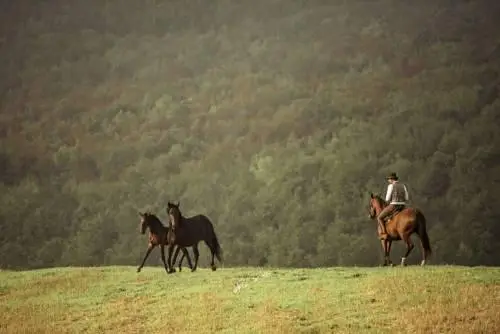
[137,244,155,273]
[401,234,415,266]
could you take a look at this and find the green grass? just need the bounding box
[1,266,499,333]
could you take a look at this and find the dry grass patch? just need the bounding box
[94,295,151,333]
[251,299,305,334]
[366,275,500,334]
[0,301,74,334]
[1,270,99,301]
[142,291,228,334]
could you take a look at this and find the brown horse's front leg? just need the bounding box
[166,244,176,274]
[137,244,154,273]
[387,240,393,266]
[380,240,393,266]
[160,244,169,273]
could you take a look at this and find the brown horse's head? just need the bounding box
[368,193,386,219]
[167,201,181,229]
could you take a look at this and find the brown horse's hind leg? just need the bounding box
[401,235,414,266]
[172,246,181,271]
[137,244,154,273]
[204,240,217,271]
[176,248,193,272]
[181,248,194,271]
[191,244,200,272]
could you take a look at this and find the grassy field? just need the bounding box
[1,265,499,334]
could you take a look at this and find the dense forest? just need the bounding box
[1,0,499,269]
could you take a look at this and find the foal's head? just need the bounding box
[138,211,162,234]
[139,212,150,234]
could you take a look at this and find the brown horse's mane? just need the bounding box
[371,193,388,209]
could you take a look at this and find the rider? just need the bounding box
[377,172,409,239]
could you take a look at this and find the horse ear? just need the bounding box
[139,212,144,217]
[370,192,374,198]
[176,201,180,207]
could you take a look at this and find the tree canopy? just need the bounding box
[1,0,499,269]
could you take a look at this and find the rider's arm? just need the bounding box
[385,184,393,202]
[404,185,409,201]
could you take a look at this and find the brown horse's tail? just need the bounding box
[211,227,223,263]
[416,209,432,256]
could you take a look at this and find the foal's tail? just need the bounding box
[416,209,432,256]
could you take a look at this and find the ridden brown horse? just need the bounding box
[137,211,193,273]
[166,201,223,274]
[368,193,432,266]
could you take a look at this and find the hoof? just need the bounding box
[137,268,141,273]
[211,265,217,271]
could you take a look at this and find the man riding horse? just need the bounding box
[377,172,409,239]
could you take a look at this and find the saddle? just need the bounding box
[384,205,406,223]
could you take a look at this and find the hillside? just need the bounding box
[1,266,499,333]
[1,0,500,269]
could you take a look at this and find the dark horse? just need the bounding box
[166,201,223,274]
[137,211,194,273]
[368,193,432,266]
